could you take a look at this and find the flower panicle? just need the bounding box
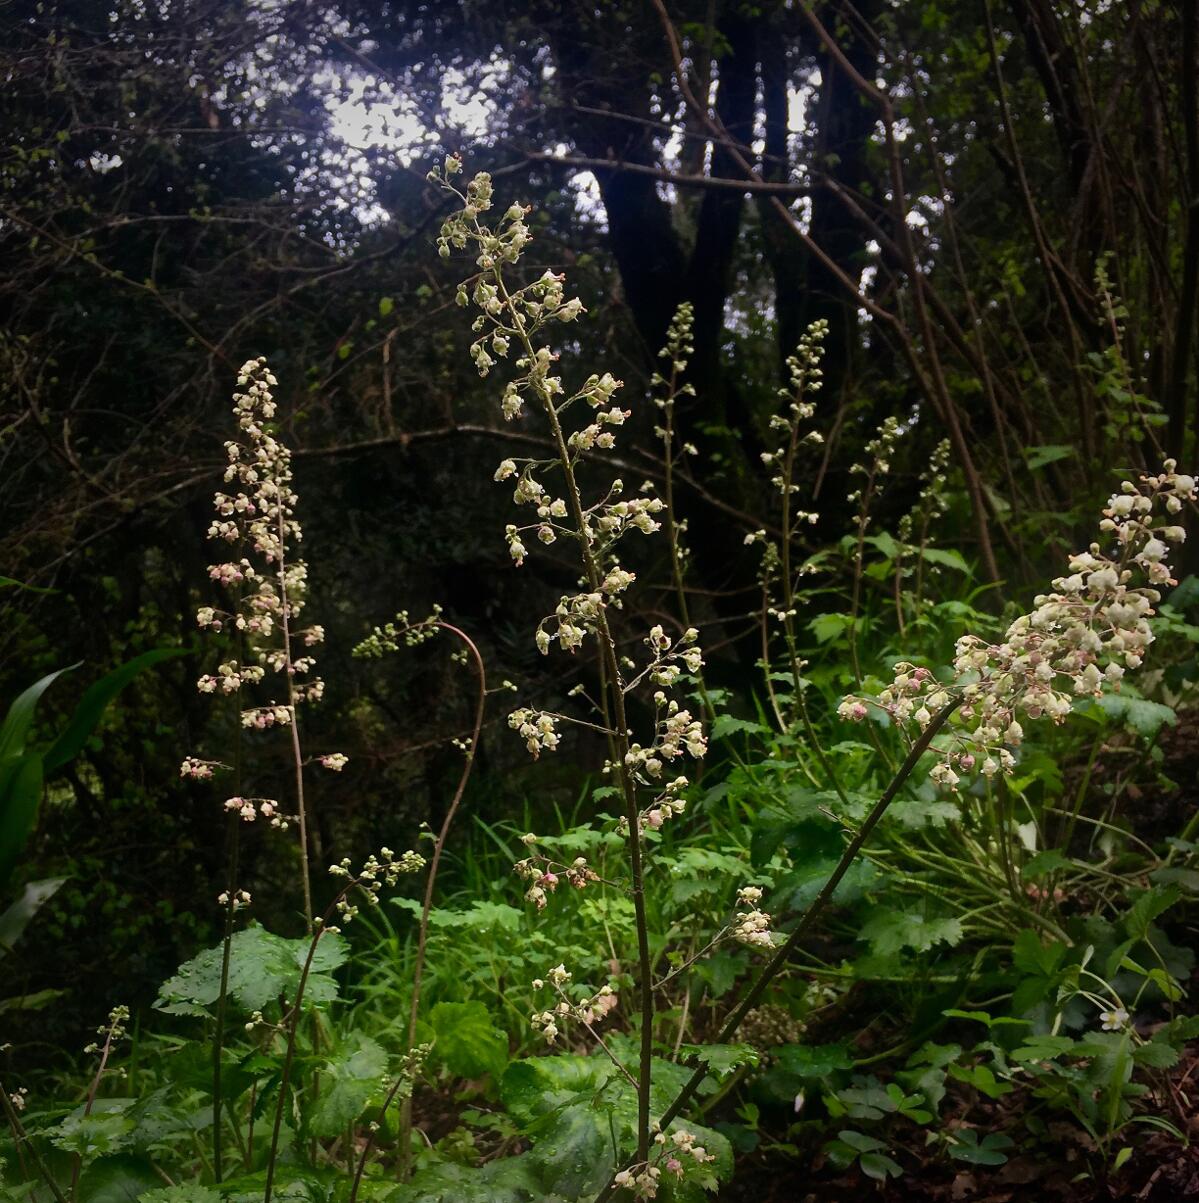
[840,463,1197,789]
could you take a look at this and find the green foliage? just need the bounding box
[154,926,348,1017]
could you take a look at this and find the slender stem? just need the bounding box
[0,1081,70,1203]
[276,514,314,934]
[491,267,656,1163]
[70,1024,117,1201]
[213,645,245,1183]
[348,1074,409,1203]
[398,621,487,1180]
[212,810,241,1182]
[262,891,350,1203]
[592,700,960,1201]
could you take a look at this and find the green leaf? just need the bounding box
[139,1188,221,1203]
[429,1000,508,1080]
[859,909,963,956]
[709,714,769,741]
[1025,444,1074,470]
[1132,1038,1180,1069]
[0,752,45,893]
[837,1128,887,1154]
[678,1043,760,1077]
[809,612,851,643]
[389,1153,556,1203]
[947,1129,1013,1165]
[309,1033,388,1138]
[1096,694,1176,739]
[1126,885,1182,939]
[154,925,347,1016]
[863,531,900,561]
[75,1156,162,1202]
[43,648,187,773]
[1011,1034,1076,1061]
[947,1063,1013,1099]
[49,1108,136,1159]
[775,1043,853,1079]
[1012,929,1067,978]
[1021,849,1068,880]
[859,1151,904,1181]
[0,575,56,595]
[919,547,970,573]
[0,665,77,762]
[378,296,394,317]
[0,876,66,957]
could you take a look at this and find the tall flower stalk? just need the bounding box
[188,357,335,931]
[431,159,708,1181]
[184,359,341,1178]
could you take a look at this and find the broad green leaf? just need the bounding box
[948,1128,1013,1165]
[708,714,769,741]
[0,876,64,956]
[389,1153,559,1203]
[837,1129,886,1154]
[775,1043,853,1079]
[1132,1038,1180,1069]
[809,612,851,643]
[139,1188,221,1203]
[49,1108,135,1159]
[1096,694,1176,739]
[429,1000,509,1080]
[677,1043,760,1078]
[0,752,45,894]
[309,1033,388,1138]
[860,1151,904,1180]
[1011,1034,1076,1061]
[858,909,963,956]
[501,1055,613,1126]
[863,531,900,561]
[1126,885,1181,939]
[526,1101,609,1198]
[1025,444,1074,470]
[919,547,970,573]
[0,665,77,762]
[75,1156,161,1202]
[1021,849,1068,880]
[947,1062,1013,1099]
[1012,929,1067,978]
[44,648,188,772]
[154,925,347,1016]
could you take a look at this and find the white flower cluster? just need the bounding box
[508,707,560,758]
[847,415,902,505]
[731,885,776,949]
[842,463,1196,789]
[199,359,328,718]
[429,159,705,778]
[328,846,427,923]
[186,361,342,835]
[623,696,706,782]
[179,756,221,780]
[217,888,252,911]
[223,795,288,828]
[529,965,617,1045]
[615,1127,716,1200]
[513,852,599,909]
[760,319,827,509]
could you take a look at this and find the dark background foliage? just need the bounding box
[2,0,1195,1057]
